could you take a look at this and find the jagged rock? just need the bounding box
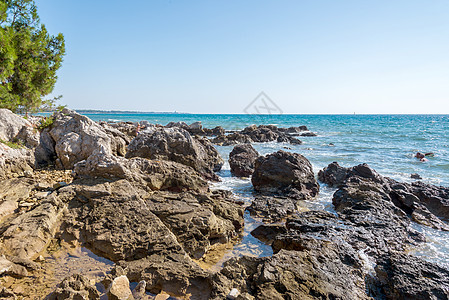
[131,281,147,300]
[118,253,211,299]
[0,178,34,220]
[374,253,449,300]
[0,193,65,260]
[0,144,35,180]
[0,287,16,300]
[210,243,369,300]
[34,129,57,167]
[126,127,223,180]
[229,144,259,177]
[107,275,133,300]
[146,190,243,259]
[73,151,208,193]
[211,125,306,146]
[48,274,100,300]
[250,224,287,244]
[247,195,302,222]
[0,108,31,142]
[319,162,449,230]
[251,150,319,200]
[0,255,28,277]
[49,108,126,169]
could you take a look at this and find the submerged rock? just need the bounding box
[252,150,319,200]
[229,143,259,177]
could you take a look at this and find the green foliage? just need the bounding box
[0,138,24,149]
[36,115,53,130]
[0,0,65,114]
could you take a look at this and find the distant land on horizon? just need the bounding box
[75,109,188,115]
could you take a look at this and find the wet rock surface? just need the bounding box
[252,150,319,200]
[229,143,259,177]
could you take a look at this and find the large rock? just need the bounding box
[126,127,223,180]
[74,150,208,193]
[0,109,32,142]
[251,150,319,199]
[0,178,35,220]
[229,144,259,177]
[0,143,35,180]
[211,125,307,146]
[319,162,449,230]
[58,179,224,299]
[48,274,100,300]
[49,109,127,169]
[107,275,133,300]
[374,253,449,299]
[210,242,369,300]
[0,193,65,260]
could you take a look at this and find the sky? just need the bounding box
[35,0,449,114]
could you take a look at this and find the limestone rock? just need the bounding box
[126,127,223,180]
[0,143,35,180]
[0,108,31,142]
[107,275,133,300]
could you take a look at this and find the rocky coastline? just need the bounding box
[0,108,448,299]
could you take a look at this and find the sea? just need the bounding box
[84,112,449,269]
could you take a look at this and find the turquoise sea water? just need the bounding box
[86,112,449,267]
[88,113,449,187]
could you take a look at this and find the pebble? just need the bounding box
[227,288,240,300]
[53,182,68,189]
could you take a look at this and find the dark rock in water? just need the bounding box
[410,173,422,179]
[247,195,301,222]
[229,143,259,177]
[373,253,449,300]
[319,162,449,230]
[250,223,287,244]
[126,127,223,180]
[211,124,307,146]
[209,242,370,300]
[48,274,100,299]
[252,150,319,200]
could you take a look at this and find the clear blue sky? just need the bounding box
[36,0,449,114]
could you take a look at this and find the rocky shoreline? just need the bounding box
[0,108,448,299]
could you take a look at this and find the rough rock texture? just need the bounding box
[210,243,369,300]
[57,174,243,298]
[34,129,57,167]
[252,150,319,200]
[49,108,127,169]
[0,255,28,277]
[107,275,133,300]
[0,109,32,142]
[74,151,208,193]
[48,274,100,300]
[126,127,223,180]
[146,190,243,259]
[319,162,449,231]
[211,125,311,146]
[0,178,35,220]
[247,195,303,223]
[0,287,17,300]
[0,144,35,180]
[229,144,259,177]
[0,193,65,260]
[374,254,449,300]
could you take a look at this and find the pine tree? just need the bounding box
[0,0,65,114]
